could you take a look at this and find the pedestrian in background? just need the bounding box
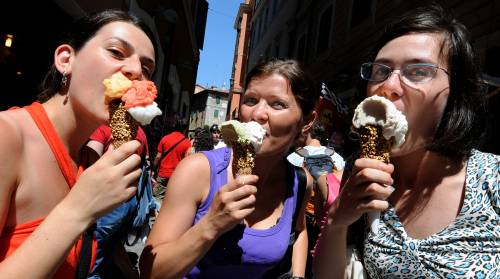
[153,125,191,204]
[210,124,226,149]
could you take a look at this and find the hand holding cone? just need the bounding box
[352,95,408,234]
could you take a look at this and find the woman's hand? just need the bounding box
[203,175,258,238]
[328,158,395,228]
[61,140,142,225]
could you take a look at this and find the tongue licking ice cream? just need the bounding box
[352,95,408,234]
[103,72,162,147]
[220,120,266,176]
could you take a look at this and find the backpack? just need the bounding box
[126,162,157,246]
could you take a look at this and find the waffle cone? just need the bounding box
[357,125,392,163]
[109,101,138,148]
[232,142,255,176]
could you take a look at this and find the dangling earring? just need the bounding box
[61,70,68,87]
[61,70,69,104]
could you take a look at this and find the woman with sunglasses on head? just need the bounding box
[0,10,155,278]
[314,4,498,278]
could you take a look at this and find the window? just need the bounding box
[214,110,219,118]
[216,96,221,104]
[317,6,332,54]
[351,0,372,28]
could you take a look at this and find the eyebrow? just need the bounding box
[374,57,437,65]
[112,37,156,68]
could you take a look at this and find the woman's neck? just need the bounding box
[253,154,287,189]
[391,148,465,190]
[43,95,100,162]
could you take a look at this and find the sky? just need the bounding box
[196,0,243,90]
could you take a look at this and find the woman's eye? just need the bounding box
[142,66,152,79]
[271,101,287,109]
[243,97,258,106]
[109,48,125,58]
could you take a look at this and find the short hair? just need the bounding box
[244,59,319,118]
[38,9,156,102]
[310,121,327,145]
[361,3,487,158]
[210,124,219,133]
[194,128,214,152]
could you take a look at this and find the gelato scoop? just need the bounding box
[220,120,266,175]
[103,72,162,147]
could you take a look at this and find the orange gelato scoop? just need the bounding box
[121,80,158,108]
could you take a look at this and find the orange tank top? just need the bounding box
[0,102,97,278]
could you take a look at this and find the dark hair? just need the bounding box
[310,121,327,145]
[38,9,156,102]
[244,59,319,118]
[362,3,486,158]
[210,124,219,133]
[194,127,214,153]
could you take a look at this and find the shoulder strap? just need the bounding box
[291,166,307,232]
[25,102,78,187]
[159,136,186,162]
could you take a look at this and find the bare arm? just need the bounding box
[313,159,395,279]
[87,139,105,157]
[140,154,258,279]
[0,115,142,279]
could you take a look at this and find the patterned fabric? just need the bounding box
[364,150,499,278]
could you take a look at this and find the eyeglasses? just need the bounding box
[360,62,449,85]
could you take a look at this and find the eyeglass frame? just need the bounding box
[360,62,449,84]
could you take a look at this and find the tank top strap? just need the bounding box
[195,147,231,219]
[24,102,79,188]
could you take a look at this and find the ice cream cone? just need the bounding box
[109,100,138,148]
[352,95,408,235]
[220,120,266,177]
[357,125,392,163]
[232,142,256,175]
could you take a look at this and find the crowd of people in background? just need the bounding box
[0,3,498,279]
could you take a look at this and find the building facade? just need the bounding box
[237,0,500,154]
[189,85,229,132]
[1,0,209,153]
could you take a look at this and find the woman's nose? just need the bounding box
[122,56,142,80]
[251,101,269,123]
[376,72,404,101]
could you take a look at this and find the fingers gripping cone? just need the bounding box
[352,95,408,234]
[220,120,266,177]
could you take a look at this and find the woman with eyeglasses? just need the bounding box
[314,4,498,279]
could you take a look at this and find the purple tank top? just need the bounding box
[185,147,299,279]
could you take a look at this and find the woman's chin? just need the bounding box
[390,142,426,158]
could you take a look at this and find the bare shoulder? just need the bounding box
[167,153,211,202]
[0,110,25,229]
[0,110,25,166]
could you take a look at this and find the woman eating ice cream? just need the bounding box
[0,10,157,278]
[141,59,319,279]
[314,4,498,279]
